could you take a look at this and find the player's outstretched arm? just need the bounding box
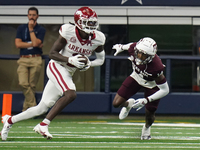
[112,43,132,56]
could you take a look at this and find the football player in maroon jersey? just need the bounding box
[112,37,169,140]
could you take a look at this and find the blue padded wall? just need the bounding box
[0,92,200,115]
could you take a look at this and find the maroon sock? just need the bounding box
[40,122,48,126]
[7,117,13,124]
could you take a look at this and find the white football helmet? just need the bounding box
[74,7,99,34]
[134,37,157,65]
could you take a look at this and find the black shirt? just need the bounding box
[16,23,46,55]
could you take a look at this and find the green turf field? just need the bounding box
[1,115,200,150]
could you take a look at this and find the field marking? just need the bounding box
[0,145,200,150]
[1,141,200,145]
[2,122,200,142]
[1,146,200,149]
[4,135,200,140]
[2,141,200,149]
[79,122,200,127]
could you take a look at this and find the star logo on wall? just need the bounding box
[121,0,143,5]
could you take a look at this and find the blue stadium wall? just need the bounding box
[0,92,200,115]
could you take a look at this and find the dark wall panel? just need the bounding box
[0,92,200,115]
[1,0,200,6]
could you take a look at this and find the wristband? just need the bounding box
[29,30,34,33]
[145,97,150,103]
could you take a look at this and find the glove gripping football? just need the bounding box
[68,54,86,69]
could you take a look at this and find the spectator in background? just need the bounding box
[112,37,169,140]
[15,7,46,111]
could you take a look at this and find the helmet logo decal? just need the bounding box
[75,10,83,16]
[153,43,157,53]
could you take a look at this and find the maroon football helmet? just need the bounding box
[74,7,99,34]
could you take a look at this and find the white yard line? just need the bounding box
[1,146,200,149]
[79,122,200,127]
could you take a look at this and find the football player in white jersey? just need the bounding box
[1,6,105,140]
[112,37,169,140]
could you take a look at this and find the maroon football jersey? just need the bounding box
[127,43,165,88]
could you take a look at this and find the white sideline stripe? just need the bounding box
[80,122,200,127]
[1,141,200,145]
[8,131,200,136]
[5,135,200,140]
[1,146,200,149]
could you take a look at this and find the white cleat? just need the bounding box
[141,125,151,140]
[1,115,12,141]
[33,123,53,140]
[119,98,135,120]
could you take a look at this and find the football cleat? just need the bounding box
[119,98,135,120]
[141,125,151,140]
[33,123,53,140]
[1,115,12,141]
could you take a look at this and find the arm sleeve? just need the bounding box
[90,50,105,67]
[147,82,169,102]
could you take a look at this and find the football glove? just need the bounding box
[132,98,148,111]
[68,54,85,69]
[112,44,124,56]
[79,56,91,72]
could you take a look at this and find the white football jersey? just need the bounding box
[59,23,105,57]
[53,23,106,74]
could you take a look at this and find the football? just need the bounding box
[78,55,88,65]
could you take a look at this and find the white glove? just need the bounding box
[132,98,148,111]
[112,44,124,56]
[68,54,85,69]
[79,57,91,72]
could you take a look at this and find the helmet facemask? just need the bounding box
[134,48,154,65]
[76,17,98,34]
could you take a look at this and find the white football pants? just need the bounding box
[12,60,75,124]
